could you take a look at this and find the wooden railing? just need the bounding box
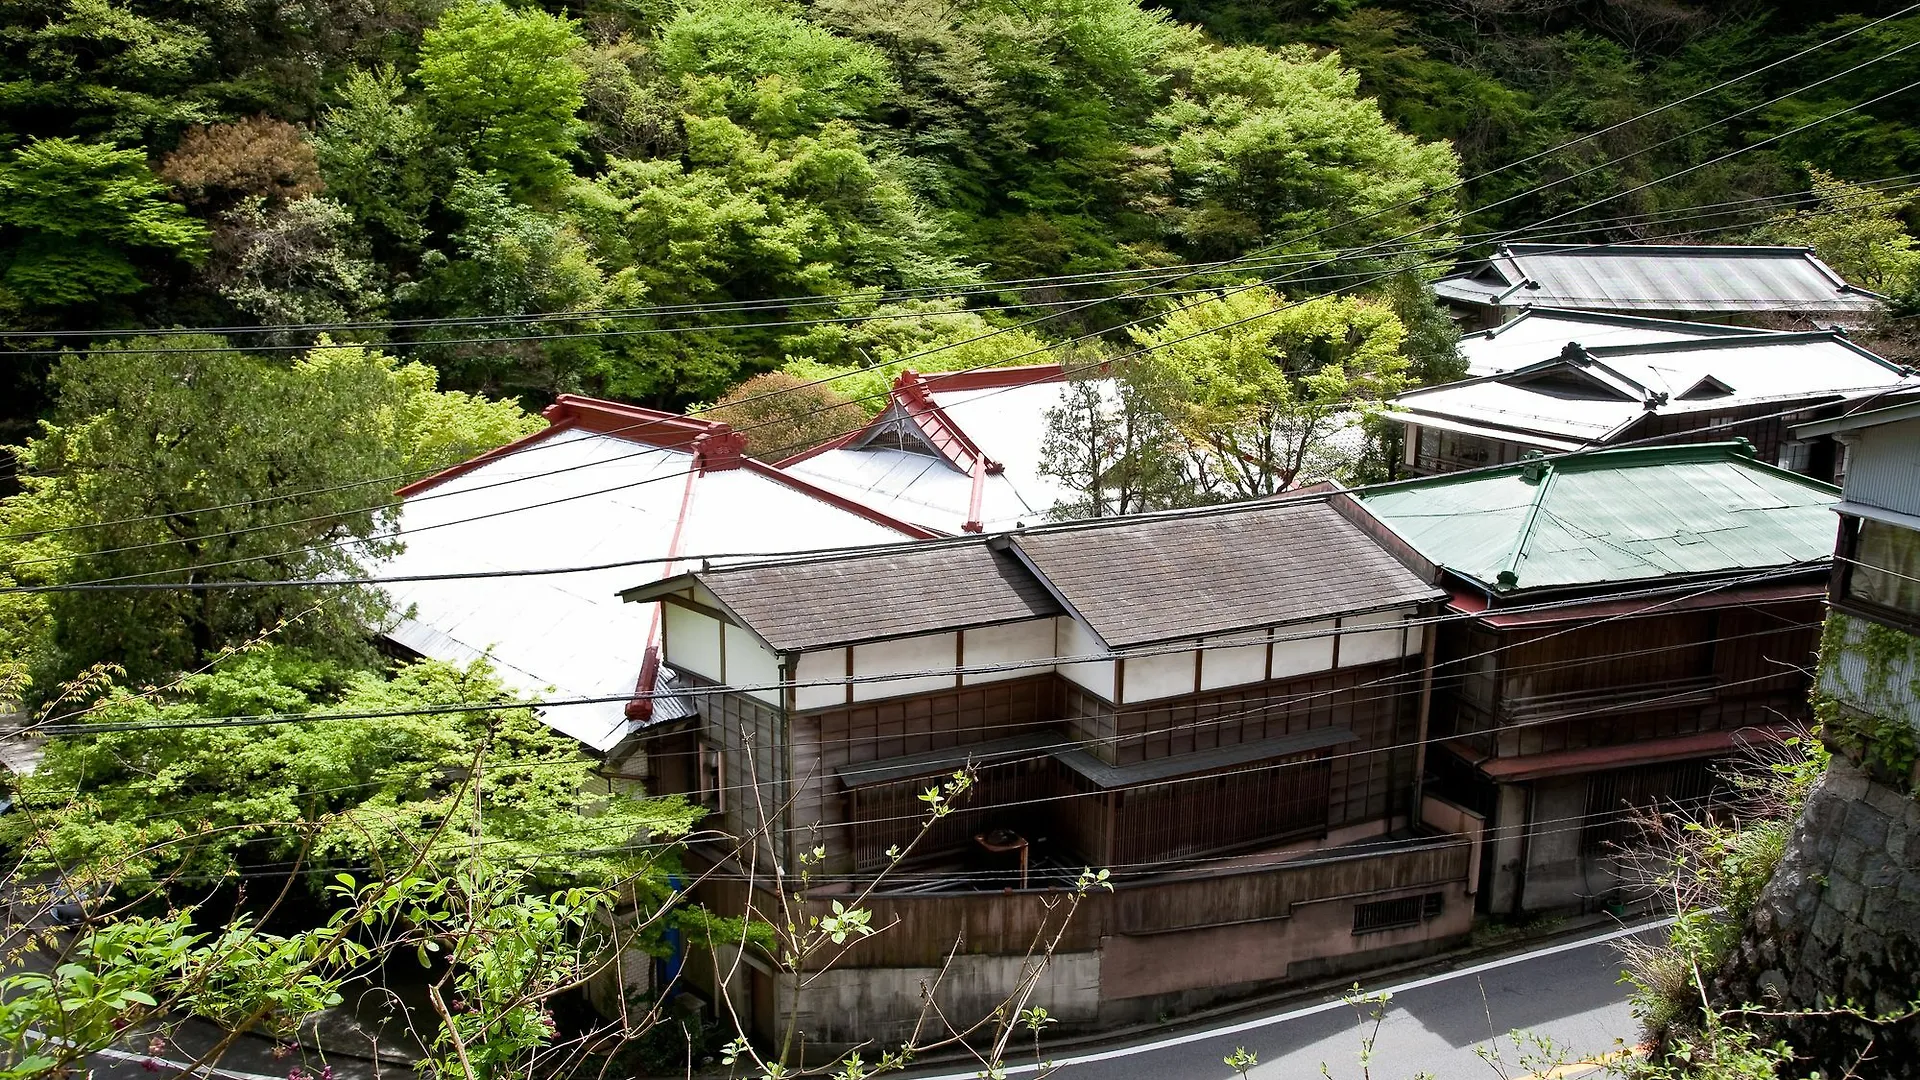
[817,837,1473,968]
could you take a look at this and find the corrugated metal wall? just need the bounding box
[1844,418,1920,516]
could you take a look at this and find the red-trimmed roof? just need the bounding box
[919,363,1068,393]
[891,369,1002,477]
[1442,725,1798,782]
[397,394,749,497]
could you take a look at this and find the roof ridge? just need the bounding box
[1582,330,1844,356]
[1469,309,1780,340]
[1492,457,1556,591]
[919,363,1069,392]
[1503,243,1821,257]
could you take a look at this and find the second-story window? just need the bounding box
[1842,517,1920,628]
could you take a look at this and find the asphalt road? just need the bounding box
[921,919,1667,1080]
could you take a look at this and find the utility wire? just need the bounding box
[8,39,1915,592]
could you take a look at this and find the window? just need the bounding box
[1842,518,1920,625]
[1352,892,1445,934]
[1416,429,1520,473]
[1581,759,1715,855]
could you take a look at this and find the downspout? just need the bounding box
[1411,614,1438,826]
[963,456,987,534]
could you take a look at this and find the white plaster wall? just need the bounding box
[792,648,847,712]
[961,619,1056,685]
[1056,616,1115,699]
[1200,636,1269,691]
[1271,618,1337,678]
[1339,609,1415,668]
[1121,646,1197,703]
[724,621,782,705]
[663,602,723,682]
[851,631,959,702]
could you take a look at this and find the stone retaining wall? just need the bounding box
[1718,756,1920,1072]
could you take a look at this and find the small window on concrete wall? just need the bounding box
[1352,891,1444,934]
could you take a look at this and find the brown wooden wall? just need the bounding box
[1438,599,1822,758]
[810,839,1473,968]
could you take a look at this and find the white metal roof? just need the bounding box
[1392,332,1919,448]
[783,378,1088,532]
[1457,309,1776,377]
[377,426,913,750]
[1433,244,1883,316]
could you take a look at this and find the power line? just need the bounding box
[22,562,1821,740]
[1,172,1904,571]
[8,41,1912,595]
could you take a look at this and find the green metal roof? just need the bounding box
[1354,442,1839,594]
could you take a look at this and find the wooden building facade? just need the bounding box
[1354,442,1839,913]
[621,498,1486,1044]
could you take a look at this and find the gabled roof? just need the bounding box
[379,396,929,750]
[626,541,1063,653]
[779,365,1085,534]
[1003,500,1440,648]
[1432,243,1883,315]
[1387,331,1917,448]
[1457,309,1777,377]
[1351,442,1839,596]
[625,496,1444,655]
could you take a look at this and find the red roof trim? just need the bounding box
[738,459,944,539]
[552,394,748,465]
[918,363,1068,393]
[1444,725,1797,782]
[894,370,1001,476]
[627,464,704,721]
[396,418,576,498]
[395,395,756,498]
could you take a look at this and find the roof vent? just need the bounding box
[1518,451,1550,483]
[1678,375,1734,400]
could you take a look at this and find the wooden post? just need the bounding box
[1412,616,1438,825]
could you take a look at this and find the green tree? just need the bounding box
[1155,45,1460,264]
[0,337,539,686]
[0,138,207,311]
[1,650,700,893]
[574,114,968,401]
[0,0,215,145]
[1769,167,1920,296]
[407,170,642,396]
[778,299,1058,411]
[654,0,896,139]
[416,0,588,198]
[1129,287,1409,496]
[1038,357,1201,520]
[314,66,443,254]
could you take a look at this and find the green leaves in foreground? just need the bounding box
[1,650,702,894]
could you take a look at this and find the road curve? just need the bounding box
[918,918,1668,1080]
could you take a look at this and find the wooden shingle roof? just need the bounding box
[625,496,1443,654]
[1008,500,1442,647]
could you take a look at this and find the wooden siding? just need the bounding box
[1440,602,1820,759]
[817,840,1472,968]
